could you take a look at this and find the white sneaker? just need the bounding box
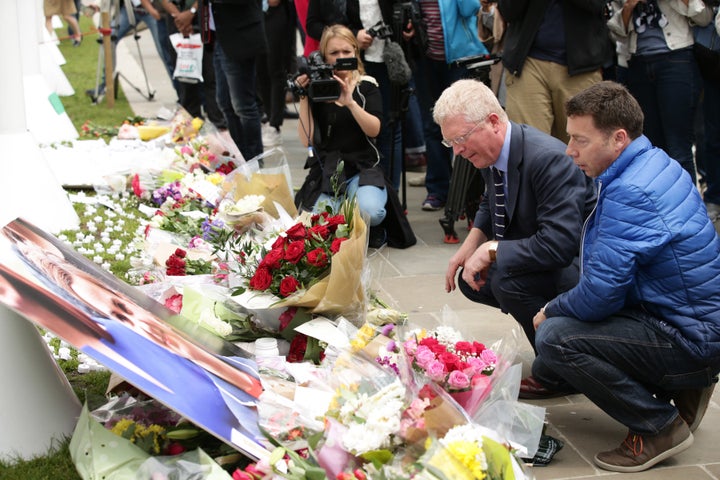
[262,125,282,148]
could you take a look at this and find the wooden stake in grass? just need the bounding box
[101,1,114,108]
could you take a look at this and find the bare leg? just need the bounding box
[44,16,54,36]
[64,14,81,41]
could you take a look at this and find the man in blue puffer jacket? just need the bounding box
[528,81,720,473]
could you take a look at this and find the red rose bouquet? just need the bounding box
[232,201,367,317]
[243,210,351,298]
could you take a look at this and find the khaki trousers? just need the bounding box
[504,57,601,144]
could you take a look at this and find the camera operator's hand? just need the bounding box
[333,74,356,107]
[294,74,310,99]
[356,29,374,50]
[402,21,415,42]
[333,74,381,138]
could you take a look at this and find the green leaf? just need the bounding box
[279,308,312,341]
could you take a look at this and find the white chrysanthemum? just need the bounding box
[339,380,407,454]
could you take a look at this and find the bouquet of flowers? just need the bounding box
[173,138,218,171]
[242,209,351,299]
[220,149,297,219]
[402,325,497,417]
[417,423,529,480]
[226,199,367,317]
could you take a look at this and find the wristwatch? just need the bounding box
[487,241,498,262]
[190,6,197,14]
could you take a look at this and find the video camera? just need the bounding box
[287,51,358,102]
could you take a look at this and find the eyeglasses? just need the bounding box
[441,120,484,148]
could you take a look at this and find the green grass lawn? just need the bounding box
[56,17,136,134]
[0,16,143,479]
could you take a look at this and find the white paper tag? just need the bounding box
[294,317,350,349]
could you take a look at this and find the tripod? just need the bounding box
[88,0,156,104]
[387,83,413,211]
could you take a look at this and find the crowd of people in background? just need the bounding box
[49,0,720,238]
[45,0,720,473]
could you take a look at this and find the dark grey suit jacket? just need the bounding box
[474,122,596,276]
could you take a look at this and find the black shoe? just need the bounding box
[85,85,106,103]
[368,226,387,249]
[284,108,299,120]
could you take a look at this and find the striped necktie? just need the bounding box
[492,167,506,239]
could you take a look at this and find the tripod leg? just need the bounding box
[132,29,156,101]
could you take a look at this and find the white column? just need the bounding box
[0,0,82,462]
[0,304,82,461]
[0,0,78,233]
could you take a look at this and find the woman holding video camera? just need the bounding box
[294,24,389,246]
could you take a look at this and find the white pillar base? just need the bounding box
[0,304,81,461]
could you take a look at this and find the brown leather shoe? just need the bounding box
[594,416,693,473]
[673,382,716,432]
[519,376,574,400]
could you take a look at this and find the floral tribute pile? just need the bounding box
[49,112,543,480]
[235,319,533,480]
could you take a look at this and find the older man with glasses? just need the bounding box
[436,79,596,399]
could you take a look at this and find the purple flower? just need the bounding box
[201,218,225,241]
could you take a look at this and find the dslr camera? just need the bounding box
[287,51,358,102]
[367,20,393,39]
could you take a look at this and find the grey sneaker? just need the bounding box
[673,382,716,432]
[594,416,693,473]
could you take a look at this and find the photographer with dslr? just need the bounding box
[294,25,389,247]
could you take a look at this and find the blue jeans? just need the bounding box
[627,48,701,182]
[315,175,387,227]
[213,42,263,161]
[532,308,719,434]
[414,56,467,202]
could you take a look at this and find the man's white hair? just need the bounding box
[433,79,507,126]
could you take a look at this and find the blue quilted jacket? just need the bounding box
[545,136,720,362]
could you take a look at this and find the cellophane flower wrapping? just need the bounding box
[310,347,414,477]
[70,402,233,480]
[221,148,297,220]
[355,304,545,459]
[228,202,367,321]
[395,305,510,419]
